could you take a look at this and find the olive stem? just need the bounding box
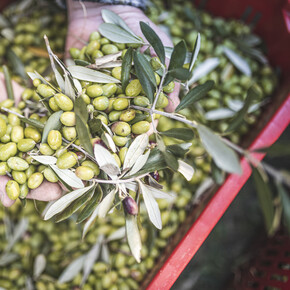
[92,173,148,184]
[1,107,24,118]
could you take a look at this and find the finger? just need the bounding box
[0,176,15,207]
[166,83,181,113]
[0,73,24,104]
[26,181,63,202]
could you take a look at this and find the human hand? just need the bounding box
[66,0,180,112]
[0,74,62,207]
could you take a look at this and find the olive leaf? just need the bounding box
[2,65,14,100]
[253,142,290,157]
[205,108,235,121]
[121,47,133,92]
[139,182,162,229]
[82,205,99,239]
[94,144,120,177]
[98,189,117,219]
[101,243,110,264]
[64,73,76,101]
[81,236,103,286]
[33,254,46,280]
[77,185,103,224]
[142,183,176,201]
[226,85,261,132]
[75,97,88,124]
[211,160,225,185]
[275,182,290,233]
[55,69,65,92]
[0,253,19,267]
[41,110,63,143]
[178,160,195,181]
[133,51,156,103]
[31,155,57,165]
[127,150,150,176]
[44,184,94,220]
[140,21,165,64]
[58,255,86,284]
[7,49,28,81]
[168,68,190,81]
[99,23,143,44]
[175,80,214,112]
[188,57,220,85]
[93,51,122,66]
[252,167,275,234]
[68,65,120,83]
[20,116,45,129]
[189,33,201,72]
[223,46,252,76]
[54,185,96,223]
[164,46,192,63]
[50,165,84,189]
[123,134,149,169]
[197,124,242,174]
[101,9,138,38]
[160,128,194,141]
[106,227,126,242]
[125,214,142,263]
[101,132,117,153]
[88,119,102,135]
[76,115,94,156]
[128,113,148,125]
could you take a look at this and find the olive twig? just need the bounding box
[91,173,149,184]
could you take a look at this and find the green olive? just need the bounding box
[81,93,91,105]
[60,112,76,126]
[155,73,161,85]
[90,31,101,41]
[81,160,100,176]
[0,142,17,161]
[118,147,128,164]
[75,166,94,180]
[0,99,14,109]
[62,126,77,141]
[25,165,36,179]
[56,151,78,169]
[32,78,41,88]
[132,121,150,134]
[21,88,33,101]
[12,171,27,185]
[119,109,136,122]
[102,83,117,97]
[54,146,67,158]
[0,117,7,138]
[0,162,10,175]
[96,114,108,125]
[19,183,29,199]
[39,143,55,156]
[8,113,21,126]
[7,157,29,171]
[86,84,103,98]
[29,113,40,121]
[54,93,74,111]
[5,180,20,200]
[49,97,61,112]
[36,84,56,98]
[125,79,142,97]
[113,135,128,147]
[109,110,122,122]
[47,130,62,150]
[111,67,122,80]
[150,56,162,71]
[133,96,150,107]
[111,122,131,137]
[100,37,110,45]
[69,47,81,59]
[101,44,119,55]
[11,126,24,143]
[112,98,129,111]
[163,81,175,93]
[93,97,109,111]
[43,167,58,183]
[28,172,44,189]
[16,139,35,152]
[24,127,41,143]
[92,49,104,59]
[86,40,101,55]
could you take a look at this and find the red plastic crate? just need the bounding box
[147,0,290,289]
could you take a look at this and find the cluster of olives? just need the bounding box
[0,1,66,80]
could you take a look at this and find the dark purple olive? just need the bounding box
[150,171,160,182]
[75,151,86,162]
[123,196,138,215]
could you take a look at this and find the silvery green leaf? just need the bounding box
[164,46,192,63]
[128,150,150,176]
[82,205,99,238]
[55,69,65,92]
[0,253,19,267]
[44,184,94,220]
[73,78,82,94]
[98,189,117,219]
[33,254,46,279]
[106,227,126,242]
[101,9,138,38]
[88,60,122,69]
[31,155,57,165]
[139,183,162,229]
[50,165,84,189]
[7,49,28,81]
[25,277,34,290]
[123,134,149,169]
[194,178,215,203]
[0,14,9,28]
[101,243,110,264]
[27,72,38,81]
[102,132,116,153]
[142,184,176,201]
[68,65,120,83]
[94,51,122,66]
[58,255,86,284]
[178,160,195,181]
[64,73,76,101]
[197,124,242,174]
[189,33,201,72]
[102,122,113,136]
[205,108,235,120]
[82,236,103,286]
[16,0,33,11]
[3,65,14,101]
[5,218,28,252]
[188,57,220,86]
[223,46,252,76]
[41,110,63,143]
[126,215,142,263]
[148,175,163,190]
[99,23,142,44]
[94,144,120,177]
[125,182,138,193]
[1,27,14,41]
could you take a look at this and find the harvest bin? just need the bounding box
[1,0,290,289]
